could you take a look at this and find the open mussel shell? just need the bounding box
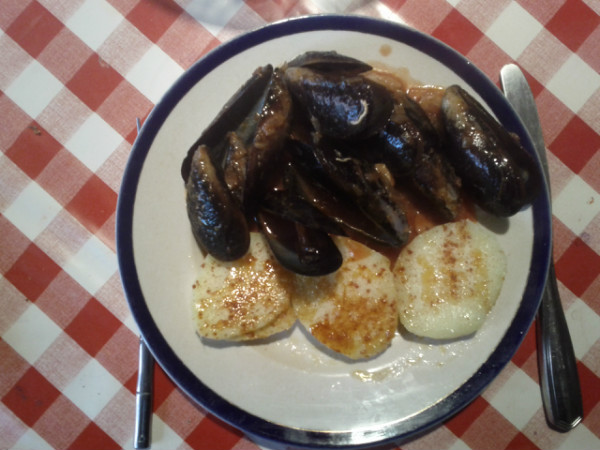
[257,210,342,276]
[261,157,404,251]
[181,65,274,183]
[235,67,293,214]
[299,172,407,248]
[441,85,542,216]
[261,163,344,236]
[289,139,410,247]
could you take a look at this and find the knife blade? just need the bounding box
[500,63,583,432]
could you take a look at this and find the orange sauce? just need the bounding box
[379,44,392,57]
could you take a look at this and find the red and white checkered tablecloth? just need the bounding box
[1,1,599,449]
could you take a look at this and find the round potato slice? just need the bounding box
[233,305,296,341]
[292,237,398,360]
[192,232,295,340]
[394,220,506,339]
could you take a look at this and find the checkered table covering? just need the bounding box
[1,0,599,449]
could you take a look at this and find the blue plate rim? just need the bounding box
[116,14,552,449]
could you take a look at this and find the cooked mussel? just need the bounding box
[186,145,250,261]
[234,67,292,213]
[377,90,462,220]
[441,85,542,216]
[284,66,393,140]
[261,161,344,236]
[290,139,410,246]
[264,153,406,248]
[257,209,342,276]
[181,65,274,183]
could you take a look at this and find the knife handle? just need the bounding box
[536,259,583,431]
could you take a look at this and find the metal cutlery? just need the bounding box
[134,338,154,448]
[500,63,583,432]
[134,117,155,449]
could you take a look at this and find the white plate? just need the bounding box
[116,15,552,448]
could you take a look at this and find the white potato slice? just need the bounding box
[232,306,296,341]
[394,220,506,339]
[192,232,295,340]
[292,237,398,360]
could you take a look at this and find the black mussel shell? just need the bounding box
[181,65,274,183]
[290,139,410,246]
[284,67,393,140]
[378,91,462,221]
[257,210,342,276]
[261,162,344,236]
[441,85,542,216]
[286,51,372,75]
[186,145,250,261]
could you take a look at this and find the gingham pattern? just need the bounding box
[1,1,599,449]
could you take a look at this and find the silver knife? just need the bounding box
[134,118,154,449]
[500,64,583,432]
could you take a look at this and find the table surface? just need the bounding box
[1,1,600,449]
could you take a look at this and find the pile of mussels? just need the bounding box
[181,51,541,276]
